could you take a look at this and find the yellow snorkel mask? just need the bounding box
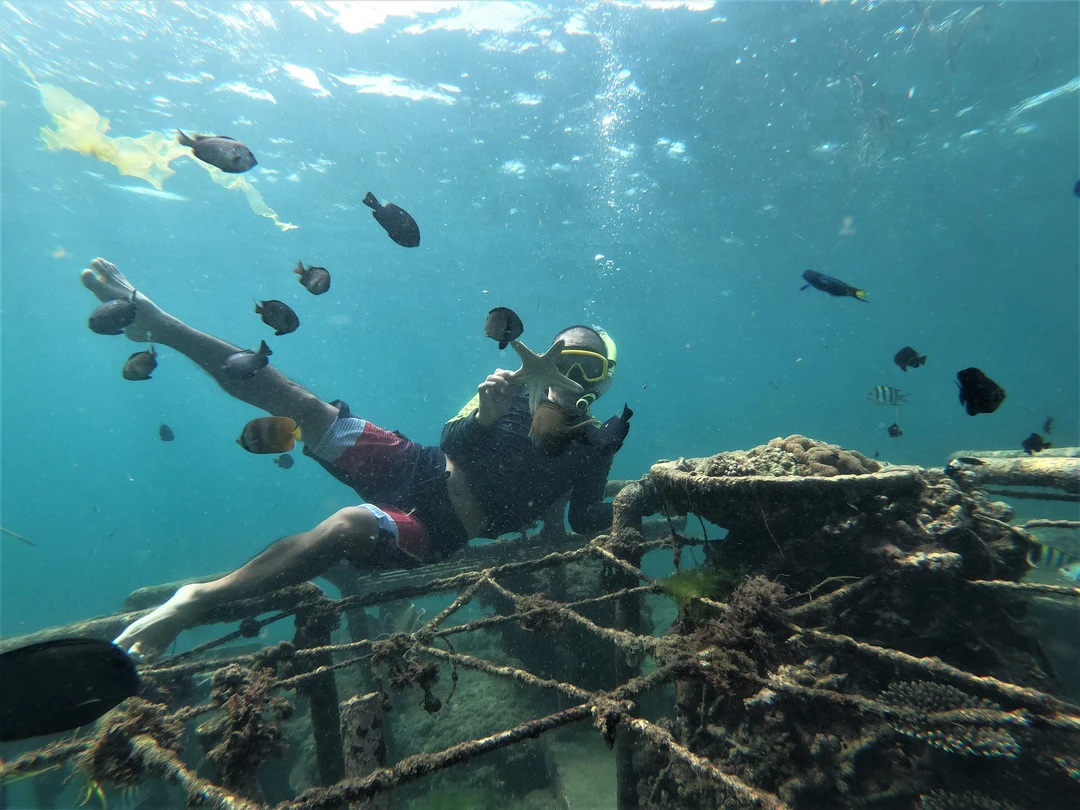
[559,326,617,411]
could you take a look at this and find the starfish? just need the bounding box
[509,338,584,413]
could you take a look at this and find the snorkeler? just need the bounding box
[80,259,626,659]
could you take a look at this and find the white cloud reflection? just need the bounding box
[330,72,456,104]
[284,63,331,97]
[216,82,277,103]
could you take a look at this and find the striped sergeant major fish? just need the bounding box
[1027,541,1080,582]
[866,385,909,406]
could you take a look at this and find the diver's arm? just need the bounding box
[442,370,518,453]
[567,452,615,534]
[441,401,488,454]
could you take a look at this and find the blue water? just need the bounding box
[1,1,1077,640]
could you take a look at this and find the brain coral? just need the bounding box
[702,435,880,478]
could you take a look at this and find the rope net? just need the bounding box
[3,437,1078,810]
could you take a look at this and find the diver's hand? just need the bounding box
[476,369,518,425]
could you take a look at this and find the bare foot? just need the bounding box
[81,257,171,342]
[113,583,202,660]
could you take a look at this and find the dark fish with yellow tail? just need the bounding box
[1027,541,1080,582]
[223,340,272,380]
[176,130,257,173]
[122,345,158,380]
[294,261,331,295]
[893,346,927,372]
[159,424,175,442]
[529,400,597,456]
[274,453,294,469]
[88,291,137,335]
[866,385,909,406]
[0,638,140,742]
[237,416,301,454]
[800,269,868,301]
[485,307,524,349]
[363,192,420,247]
[956,367,1006,415]
[255,299,299,336]
[1021,433,1051,455]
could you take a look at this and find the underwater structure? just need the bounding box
[1,435,1077,810]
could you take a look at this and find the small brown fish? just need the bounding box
[274,453,295,469]
[237,416,301,454]
[223,341,272,380]
[1021,433,1052,455]
[176,130,257,173]
[363,192,420,247]
[528,400,596,456]
[159,424,175,442]
[88,291,137,335]
[893,346,927,372]
[122,345,157,380]
[255,300,299,335]
[484,307,524,349]
[294,261,331,295]
[956,367,1006,416]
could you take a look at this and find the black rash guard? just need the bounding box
[441,389,617,538]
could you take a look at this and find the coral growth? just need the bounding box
[636,439,1079,810]
[72,697,184,791]
[372,633,443,714]
[650,444,1027,595]
[879,681,1022,758]
[700,434,881,478]
[196,664,293,800]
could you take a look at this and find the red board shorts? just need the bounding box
[308,415,440,565]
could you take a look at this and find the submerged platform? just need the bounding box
[1,436,1077,810]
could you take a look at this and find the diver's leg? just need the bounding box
[80,258,335,442]
[113,506,382,658]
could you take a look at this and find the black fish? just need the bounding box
[88,291,137,335]
[223,340,272,380]
[1074,180,1080,198]
[363,192,420,247]
[274,453,295,469]
[800,269,868,301]
[176,130,256,173]
[1021,433,1052,455]
[159,424,175,442]
[0,638,139,742]
[887,423,903,438]
[122,345,157,380]
[485,307,524,349]
[956,367,1006,416]
[589,404,634,455]
[893,346,927,372]
[953,456,986,466]
[255,299,299,336]
[1043,415,1053,435]
[294,260,331,295]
